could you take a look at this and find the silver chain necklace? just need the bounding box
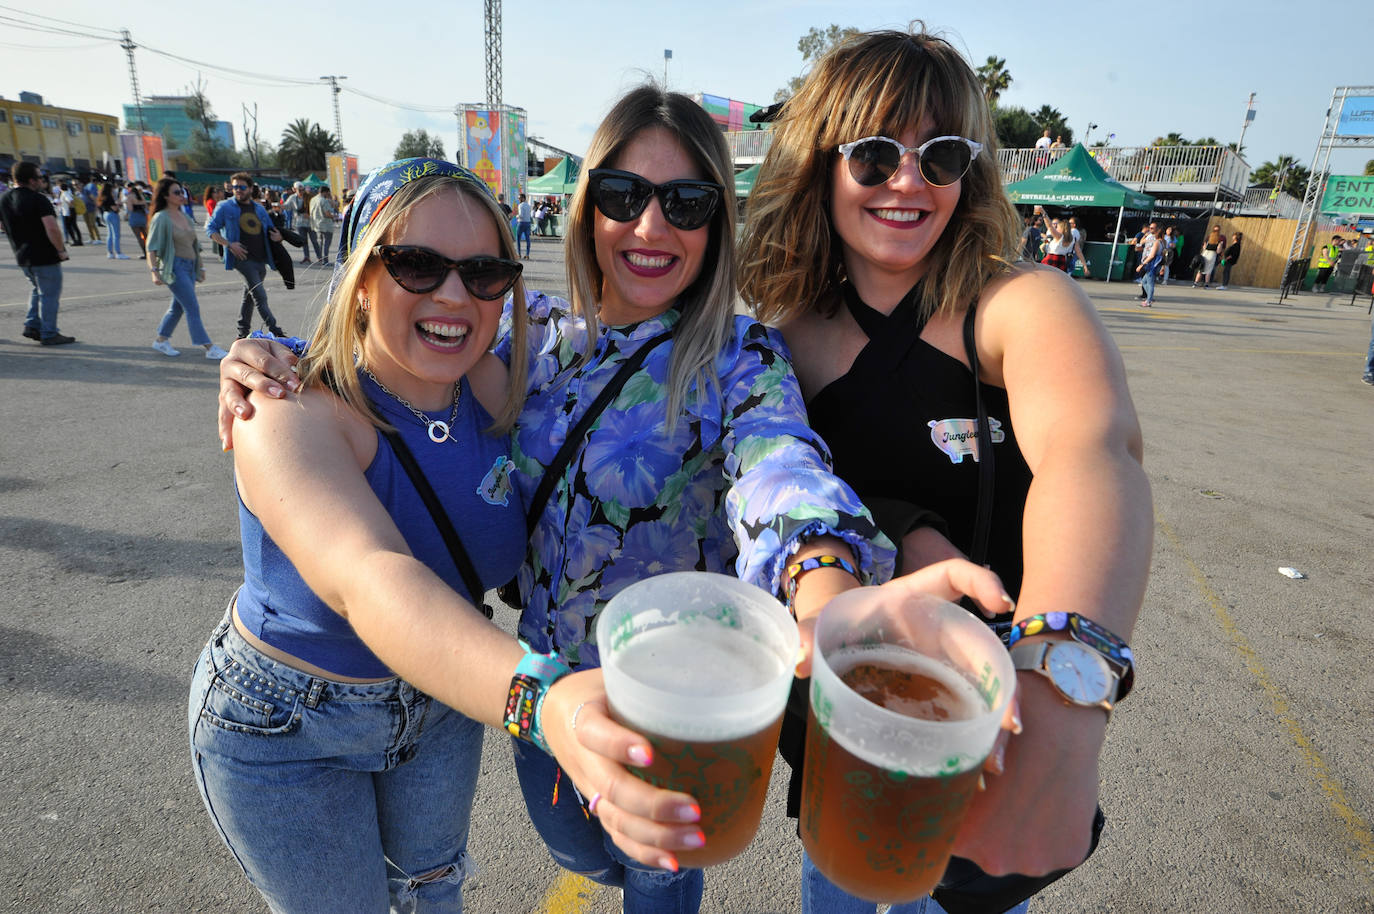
[363,368,462,444]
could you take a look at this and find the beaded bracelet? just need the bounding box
[1007,612,1135,700]
[784,554,860,615]
[503,643,572,753]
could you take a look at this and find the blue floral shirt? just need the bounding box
[496,292,894,668]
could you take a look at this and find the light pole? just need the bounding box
[1236,92,1256,159]
[664,49,672,88]
[321,75,347,147]
[1083,122,1098,145]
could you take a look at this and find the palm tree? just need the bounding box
[976,56,1012,106]
[278,118,341,176]
[1251,155,1310,197]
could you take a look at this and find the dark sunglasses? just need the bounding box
[836,135,983,188]
[587,168,721,231]
[231,184,251,191]
[373,245,522,300]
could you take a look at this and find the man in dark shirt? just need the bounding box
[0,162,75,345]
[206,172,285,338]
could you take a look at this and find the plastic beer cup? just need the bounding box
[800,588,1016,902]
[597,572,799,868]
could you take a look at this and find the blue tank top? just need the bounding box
[235,373,525,678]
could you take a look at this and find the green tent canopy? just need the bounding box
[734,162,761,197]
[1004,143,1154,210]
[300,173,326,189]
[1005,143,1155,283]
[527,156,580,196]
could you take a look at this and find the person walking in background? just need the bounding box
[1020,210,1044,262]
[281,180,305,232]
[204,186,224,258]
[80,179,102,241]
[1217,232,1242,290]
[1313,235,1341,292]
[1159,226,1177,285]
[297,187,320,264]
[309,185,339,263]
[1193,224,1224,288]
[206,172,285,339]
[1,162,75,345]
[515,192,532,257]
[57,182,83,246]
[99,182,129,259]
[146,178,228,360]
[1136,222,1164,307]
[124,182,150,256]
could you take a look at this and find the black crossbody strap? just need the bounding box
[523,329,673,535]
[380,428,493,620]
[962,304,995,567]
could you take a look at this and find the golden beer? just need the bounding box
[800,648,986,902]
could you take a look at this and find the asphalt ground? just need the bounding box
[2,231,1372,913]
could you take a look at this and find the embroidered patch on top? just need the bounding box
[478,455,515,506]
[927,417,1005,464]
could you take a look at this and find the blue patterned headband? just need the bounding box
[329,157,496,298]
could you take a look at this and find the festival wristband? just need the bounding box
[503,643,572,753]
[1006,611,1135,700]
[784,554,859,615]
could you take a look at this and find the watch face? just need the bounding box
[1046,641,1113,704]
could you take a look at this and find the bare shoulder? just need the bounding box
[466,352,510,418]
[776,309,865,402]
[235,385,376,471]
[979,263,1105,336]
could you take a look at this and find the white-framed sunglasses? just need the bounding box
[837,135,983,188]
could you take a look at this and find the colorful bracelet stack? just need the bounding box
[504,643,572,753]
[783,554,860,615]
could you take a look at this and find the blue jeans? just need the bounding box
[1139,261,1157,303]
[104,212,122,256]
[1364,314,1374,378]
[318,231,334,263]
[189,608,483,913]
[234,260,280,336]
[21,263,62,338]
[801,851,1031,914]
[157,257,212,346]
[301,226,320,260]
[516,221,532,257]
[511,737,705,914]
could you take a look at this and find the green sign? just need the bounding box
[1320,175,1374,214]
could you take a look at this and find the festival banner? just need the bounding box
[464,109,502,197]
[504,110,527,203]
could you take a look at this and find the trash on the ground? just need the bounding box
[1278,567,1306,579]
[1199,490,1223,498]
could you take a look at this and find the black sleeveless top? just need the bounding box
[808,281,1034,602]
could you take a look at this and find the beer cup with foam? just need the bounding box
[597,572,799,868]
[800,588,1015,902]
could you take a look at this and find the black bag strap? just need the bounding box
[962,303,995,567]
[380,427,493,620]
[522,329,673,535]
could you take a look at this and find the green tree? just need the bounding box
[976,56,1013,106]
[184,76,217,142]
[993,106,1041,148]
[1364,158,1373,176]
[1251,155,1310,197]
[278,118,342,175]
[774,24,860,101]
[395,129,446,160]
[1031,105,1072,144]
[186,131,242,170]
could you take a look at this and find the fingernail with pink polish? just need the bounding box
[674,803,701,823]
[627,745,652,766]
[658,856,679,873]
[683,831,705,848]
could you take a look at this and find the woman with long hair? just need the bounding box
[216,91,1008,912]
[1194,224,1225,287]
[99,182,129,259]
[190,159,703,913]
[146,177,228,359]
[740,26,1151,913]
[124,181,149,256]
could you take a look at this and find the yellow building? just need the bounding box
[0,93,120,177]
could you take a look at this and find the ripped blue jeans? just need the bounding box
[189,609,482,913]
[512,738,705,914]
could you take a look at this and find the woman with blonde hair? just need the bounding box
[190,159,705,913]
[1194,224,1225,287]
[741,26,1151,913]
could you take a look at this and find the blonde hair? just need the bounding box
[564,84,738,427]
[297,175,529,434]
[740,25,1021,324]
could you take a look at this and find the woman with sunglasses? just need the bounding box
[740,27,1152,913]
[190,159,705,914]
[146,177,228,359]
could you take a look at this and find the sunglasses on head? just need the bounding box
[373,245,522,300]
[587,168,721,231]
[836,135,983,188]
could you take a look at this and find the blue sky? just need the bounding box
[4,0,1371,179]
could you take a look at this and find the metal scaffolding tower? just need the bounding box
[121,29,145,132]
[321,75,347,146]
[484,0,502,106]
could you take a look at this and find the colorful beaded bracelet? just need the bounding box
[503,644,572,753]
[784,554,860,614]
[1007,612,1135,700]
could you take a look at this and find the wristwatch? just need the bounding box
[1007,612,1134,711]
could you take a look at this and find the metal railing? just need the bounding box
[997,145,1251,198]
[724,130,773,163]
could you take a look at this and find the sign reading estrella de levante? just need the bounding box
[1319,176,1374,214]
